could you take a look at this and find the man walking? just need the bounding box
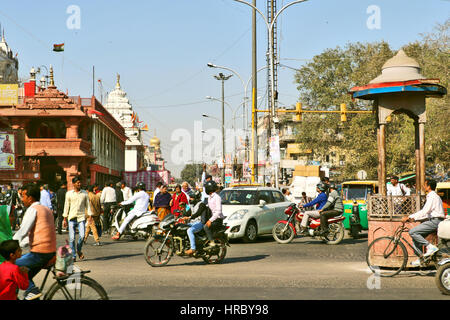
[63,176,92,261]
[100,181,116,232]
[84,185,102,246]
[55,181,67,234]
[402,179,445,266]
[121,181,132,201]
[39,184,52,211]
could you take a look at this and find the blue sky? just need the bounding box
[0,0,448,177]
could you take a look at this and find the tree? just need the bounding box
[293,19,449,181]
[180,163,203,187]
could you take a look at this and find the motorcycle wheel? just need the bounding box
[202,239,227,264]
[435,263,450,295]
[272,222,295,244]
[144,237,173,267]
[322,222,345,245]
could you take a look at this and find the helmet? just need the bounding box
[328,182,337,190]
[136,182,146,190]
[316,183,328,192]
[204,180,218,195]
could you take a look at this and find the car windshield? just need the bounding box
[220,189,257,205]
[342,185,373,200]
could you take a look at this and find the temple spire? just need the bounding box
[49,65,55,87]
[116,73,121,89]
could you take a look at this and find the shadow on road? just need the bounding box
[85,253,143,261]
[163,254,270,267]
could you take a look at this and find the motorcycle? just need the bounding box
[144,214,230,267]
[110,205,160,240]
[272,203,346,245]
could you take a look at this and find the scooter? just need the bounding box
[272,203,346,245]
[110,205,160,240]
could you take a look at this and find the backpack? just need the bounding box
[55,241,74,276]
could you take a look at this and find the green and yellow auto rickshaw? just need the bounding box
[437,182,450,216]
[341,180,378,238]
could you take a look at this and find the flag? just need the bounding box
[88,110,104,116]
[141,124,149,131]
[53,43,64,52]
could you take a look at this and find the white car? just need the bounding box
[220,186,293,242]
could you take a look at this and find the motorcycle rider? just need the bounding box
[182,191,211,255]
[298,183,329,235]
[203,180,224,248]
[112,182,149,240]
[318,182,344,236]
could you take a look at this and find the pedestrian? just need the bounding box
[115,182,124,203]
[63,176,92,261]
[56,181,67,235]
[170,184,188,217]
[402,178,445,266]
[0,239,29,300]
[121,181,132,201]
[39,183,52,211]
[84,185,102,246]
[282,188,296,203]
[153,185,172,221]
[387,175,410,196]
[152,182,163,204]
[100,181,117,232]
[13,183,56,300]
[5,183,19,230]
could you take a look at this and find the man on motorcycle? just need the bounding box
[318,182,343,236]
[203,180,224,248]
[298,183,328,235]
[112,182,150,240]
[182,191,211,255]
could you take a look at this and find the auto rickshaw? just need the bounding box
[341,180,378,238]
[437,182,450,216]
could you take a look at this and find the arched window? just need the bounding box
[27,118,66,138]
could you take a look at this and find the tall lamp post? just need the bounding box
[212,73,232,185]
[232,0,308,189]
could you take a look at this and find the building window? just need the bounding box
[27,119,66,138]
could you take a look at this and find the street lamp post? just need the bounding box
[232,0,307,189]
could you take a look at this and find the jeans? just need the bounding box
[409,218,442,254]
[16,251,55,294]
[69,219,86,258]
[187,222,204,250]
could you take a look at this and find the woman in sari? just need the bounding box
[170,185,188,218]
[153,185,172,221]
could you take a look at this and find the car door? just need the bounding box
[272,191,291,222]
[256,190,276,234]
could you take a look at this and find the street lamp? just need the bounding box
[232,0,308,189]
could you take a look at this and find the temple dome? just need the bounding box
[369,50,426,84]
[150,136,160,149]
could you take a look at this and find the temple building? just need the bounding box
[103,74,145,172]
[0,30,18,84]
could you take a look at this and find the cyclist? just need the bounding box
[13,183,56,300]
[401,178,445,266]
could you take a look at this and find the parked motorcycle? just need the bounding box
[272,203,345,245]
[110,205,160,240]
[144,214,230,267]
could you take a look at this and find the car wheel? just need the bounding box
[243,220,258,243]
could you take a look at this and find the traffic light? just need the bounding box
[295,102,302,121]
[340,103,347,122]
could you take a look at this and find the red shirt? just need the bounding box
[0,261,29,300]
[171,192,188,217]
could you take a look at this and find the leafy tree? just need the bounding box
[292,19,449,181]
[180,163,203,187]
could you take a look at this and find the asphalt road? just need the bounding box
[29,231,450,300]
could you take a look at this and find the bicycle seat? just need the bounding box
[43,256,56,269]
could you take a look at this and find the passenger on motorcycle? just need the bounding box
[204,180,224,248]
[318,182,344,236]
[182,191,211,255]
[298,183,329,235]
[112,182,150,240]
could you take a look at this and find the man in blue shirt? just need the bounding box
[298,183,328,235]
[39,184,52,211]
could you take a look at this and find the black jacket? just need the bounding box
[190,202,212,225]
[56,187,67,212]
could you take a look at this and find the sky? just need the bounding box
[0,0,448,177]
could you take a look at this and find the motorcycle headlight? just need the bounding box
[228,209,249,221]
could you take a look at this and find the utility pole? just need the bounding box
[214,73,232,186]
[251,0,258,183]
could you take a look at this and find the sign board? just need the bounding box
[0,84,18,105]
[357,170,368,180]
[0,132,15,170]
[269,135,280,164]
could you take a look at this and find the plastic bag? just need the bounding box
[55,240,73,276]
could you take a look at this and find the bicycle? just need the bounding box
[35,256,109,300]
[366,221,449,277]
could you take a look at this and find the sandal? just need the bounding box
[78,252,85,260]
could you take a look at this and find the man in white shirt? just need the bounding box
[112,182,149,240]
[401,179,445,266]
[100,181,116,232]
[387,175,410,196]
[121,182,132,201]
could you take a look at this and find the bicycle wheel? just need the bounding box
[366,236,408,277]
[45,275,109,300]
